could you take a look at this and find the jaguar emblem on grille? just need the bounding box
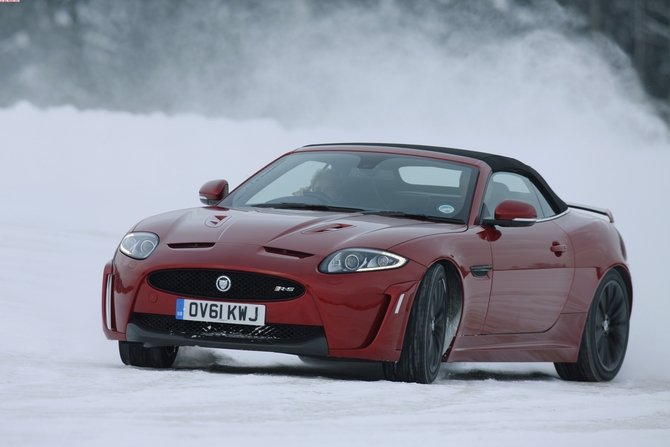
[215,275,232,292]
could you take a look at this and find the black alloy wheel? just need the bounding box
[383,263,449,384]
[555,270,630,382]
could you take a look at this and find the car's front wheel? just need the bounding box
[383,263,452,384]
[118,341,179,368]
[554,270,630,381]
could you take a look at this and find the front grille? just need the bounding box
[147,269,305,301]
[134,313,324,341]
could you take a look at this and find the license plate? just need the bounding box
[176,299,265,326]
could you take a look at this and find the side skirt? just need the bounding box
[445,312,587,363]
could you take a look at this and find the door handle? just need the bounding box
[470,265,492,278]
[551,242,567,253]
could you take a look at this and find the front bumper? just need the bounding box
[102,253,424,362]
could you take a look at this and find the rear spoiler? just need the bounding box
[566,202,614,223]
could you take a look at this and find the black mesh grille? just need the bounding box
[147,269,305,300]
[134,313,323,341]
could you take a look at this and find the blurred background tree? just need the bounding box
[558,0,670,119]
[1,0,669,123]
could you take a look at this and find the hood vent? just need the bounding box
[303,223,353,234]
[263,247,313,259]
[205,215,229,228]
[168,243,215,249]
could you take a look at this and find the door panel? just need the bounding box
[482,220,575,334]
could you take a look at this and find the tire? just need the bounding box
[119,341,179,369]
[383,264,451,384]
[555,270,630,382]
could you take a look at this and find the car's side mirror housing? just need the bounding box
[199,179,229,206]
[483,199,537,227]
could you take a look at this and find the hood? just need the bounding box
[135,207,467,256]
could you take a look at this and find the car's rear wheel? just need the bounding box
[118,341,179,368]
[383,263,451,384]
[554,270,630,382]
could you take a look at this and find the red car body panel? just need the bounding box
[482,220,575,334]
[102,143,631,366]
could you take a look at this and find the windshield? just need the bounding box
[221,151,478,223]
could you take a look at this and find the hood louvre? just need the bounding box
[168,243,215,249]
[302,223,353,234]
[263,247,313,259]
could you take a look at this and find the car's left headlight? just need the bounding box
[119,232,159,260]
[319,248,408,273]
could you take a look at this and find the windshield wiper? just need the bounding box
[361,210,465,224]
[250,203,366,212]
[248,203,462,223]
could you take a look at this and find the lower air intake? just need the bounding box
[134,313,324,341]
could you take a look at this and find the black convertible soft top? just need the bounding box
[303,142,569,214]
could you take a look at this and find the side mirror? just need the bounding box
[483,199,537,227]
[199,179,229,206]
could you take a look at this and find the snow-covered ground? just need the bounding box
[2,15,670,445]
[0,101,668,446]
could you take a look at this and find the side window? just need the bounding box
[532,187,556,218]
[482,172,545,219]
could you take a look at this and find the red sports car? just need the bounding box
[102,143,631,383]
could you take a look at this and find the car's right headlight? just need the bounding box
[119,232,159,260]
[319,248,408,274]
